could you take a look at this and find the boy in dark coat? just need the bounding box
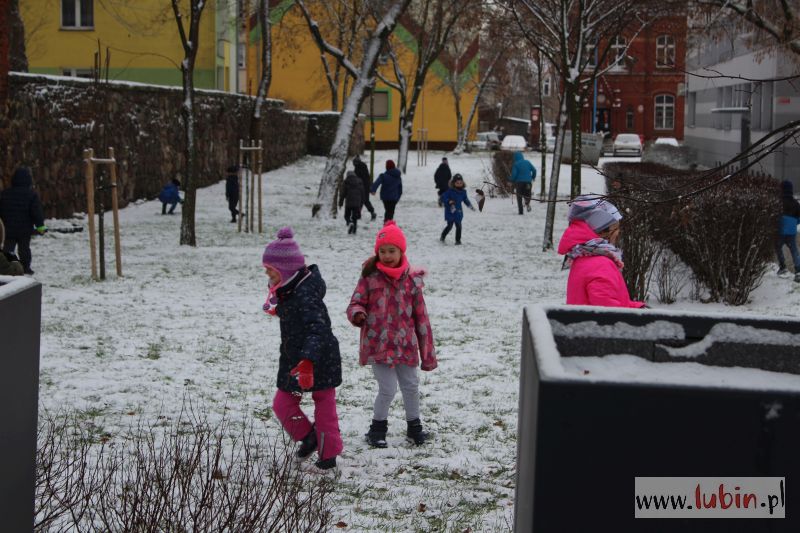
[339,170,365,234]
[0,167,46,274]
[776,180,800,281]
[439,174,474,245]
[353,155,376,220]
[262,227,343,471]
[370,160,403,222]
[158,178,182,215]
[0,220,24,276]
[225,165,240,223]
[434,157,452,206]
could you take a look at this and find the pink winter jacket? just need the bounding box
[346,266,437,370]
[557,220,645,309]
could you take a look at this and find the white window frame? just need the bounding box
[654,94,675,130]
[610,36,627,70]
[61,0,94,29]
[656,35,675,68]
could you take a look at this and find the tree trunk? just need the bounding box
[180,66,197,246]
[9,0,26,71]
[567,83,582,199]
[250,0,272,141]
[542,96,569,251]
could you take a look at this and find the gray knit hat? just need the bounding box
[568,195,621,233]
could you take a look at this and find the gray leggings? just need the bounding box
[371,363,420,421]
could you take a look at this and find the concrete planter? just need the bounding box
[0,276,41,533]
[515,305,800,532]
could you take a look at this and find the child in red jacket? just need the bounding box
[347,221,437,448]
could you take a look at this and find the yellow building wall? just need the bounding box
[247,2,478,144]
[21,0,220,89]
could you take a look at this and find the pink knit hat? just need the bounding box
[262,227,306,281]
[374,220,407,254]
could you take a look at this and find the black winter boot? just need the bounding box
[296,426,317,459]
[406,418,429,446]
[365,419,388,448]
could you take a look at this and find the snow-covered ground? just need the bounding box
[33,149,800,531]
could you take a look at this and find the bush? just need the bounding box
[35,407,332,532]
[491,151,515,197]
[602,162,780,305]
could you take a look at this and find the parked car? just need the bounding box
[654,137,680,147]
[500,134,528,151]
[467,131,501,151]
[612,133,643,157]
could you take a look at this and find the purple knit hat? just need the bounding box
[262,227,305,281]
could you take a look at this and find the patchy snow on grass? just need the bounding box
[34,149,800,531]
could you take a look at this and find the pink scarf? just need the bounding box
[376,255,409,280]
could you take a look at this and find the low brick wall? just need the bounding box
[1,74,363,218]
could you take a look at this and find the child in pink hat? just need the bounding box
[346,221,437,448]
[262,227,343,471]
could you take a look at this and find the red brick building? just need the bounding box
[580,16,687,142]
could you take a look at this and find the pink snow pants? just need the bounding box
[272,388,343,460]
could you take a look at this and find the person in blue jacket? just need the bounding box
[508,152,536,215]
[370,160,402,222]
[159,178,183,215]
[439,174,475,245]
[776,180,800,281]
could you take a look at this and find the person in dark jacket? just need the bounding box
[439,174,475,245]
[262,227,343,471]
[339,170,365,234]
[776,180,800,281]
[0,220,24,276]
[0,167,46,275]
[370,160,403,222]
[434,157,452,206]
[353,155,376,220]
[158,178,182,215]
[225,165,239,223]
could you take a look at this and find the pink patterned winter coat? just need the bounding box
[347,266,437,370]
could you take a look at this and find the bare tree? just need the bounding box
[250,0,272,141]
[296,0,412,217]
[170,0,208,246]
[509,0,680,249]
[380,0,478,172]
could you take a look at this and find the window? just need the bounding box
[62,68,94,78]
[687,92,696,127]
[586,43,597,69]
[761,81,773,131]
[723,86,733,129]
[715,87,724,129]
[237,43,246,69]
[359,90,389,120]
[542,76,551,97]
[654,94,674,130]
[62,0,94,28]
[626,107,634,130]
[610,36,626,69]
[656,35,675,68]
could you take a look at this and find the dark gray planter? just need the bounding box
[0,276,41,533]
[515,305,800,532]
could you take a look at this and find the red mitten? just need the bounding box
[290,359,314,390]
[421,358,438,371]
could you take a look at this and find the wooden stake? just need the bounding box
[238,139,244,233]
[249,139,255,233]
[109,147,122,277]
[258,140,263,234]
[84,148,98,280]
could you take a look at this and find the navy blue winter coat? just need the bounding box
[371,168,403,201]
[159,182,181,204]
[440,187,473,223]
[225,173,239,201]
[0,167,44,239]
[274,265,342,393]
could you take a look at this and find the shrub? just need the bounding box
[491,151,515,197]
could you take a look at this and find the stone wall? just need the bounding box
[1,74,363,218]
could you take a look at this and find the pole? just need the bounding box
[238,139,244,233]
[97,170,106,281]
[109,147,122,277]
[84,149,98,281]
[741,112,751,168]
[249,142,255,232]
[257,140,263,234]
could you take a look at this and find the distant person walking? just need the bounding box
[776,180,800,281]
[434,157,452,206]
[508,152,536,215]
[0,166,46,275]
[159,178,183,215]
[338,170,365,235]
[225,165,239,223]
[353,155,377,221]
[370,160,403,222]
